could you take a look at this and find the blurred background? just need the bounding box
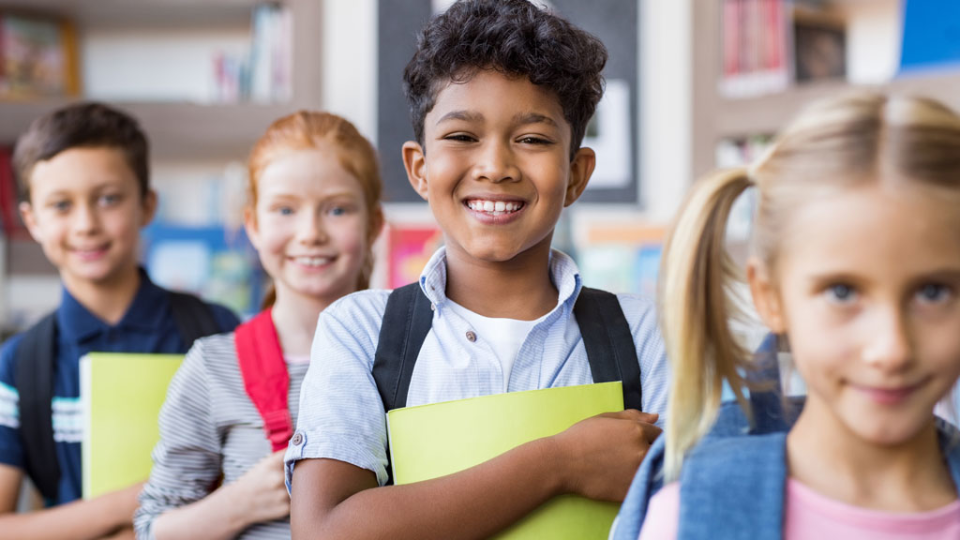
[0,0,957,340]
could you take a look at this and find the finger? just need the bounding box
[636,412,659,424]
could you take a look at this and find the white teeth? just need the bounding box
[467,199,523,214]
[294,256,332,267]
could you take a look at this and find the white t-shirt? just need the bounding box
[445,300,546,392]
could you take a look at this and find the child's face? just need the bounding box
[403,70,594,264]
[19,147,156,291]
[750,183,960,446]
[245,149,372,306]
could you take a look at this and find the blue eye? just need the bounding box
[916,283,951,305]
[98,194,121,206]
[51,200,70,212]
[276,206,294,216]
[826,284,858,304]
[329,207,346,216]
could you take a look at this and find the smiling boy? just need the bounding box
[286,2,669,539]
[0,102,239,539]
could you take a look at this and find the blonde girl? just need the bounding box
[616,92,960,540]
[134,112,383,540]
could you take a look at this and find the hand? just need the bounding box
[550,410,662,502]
[229,450,290,526]
[105,481,145,529]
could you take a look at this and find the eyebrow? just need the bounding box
[435,110,484,125]
[513,112,559,128]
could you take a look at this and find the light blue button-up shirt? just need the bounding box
[285,247,669,488]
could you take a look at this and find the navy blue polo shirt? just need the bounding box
[0,270,239,506]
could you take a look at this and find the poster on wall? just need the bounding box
[386,223,444,288]
[377,0,640,203]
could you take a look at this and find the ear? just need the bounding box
[140,189,158,228]
[747,257,786,333]
[243,205,262,251]
[402,141,429,202]
[564,147,596,206]
[369,204,385,244]
[18,201,42,243]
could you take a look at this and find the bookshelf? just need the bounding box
[0,0,325,328]
[692,0,960,177]
[0,0,322,161]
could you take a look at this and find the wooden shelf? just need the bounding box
[0,0,259,29]
[0,99,303,160]
[714,71,960,138]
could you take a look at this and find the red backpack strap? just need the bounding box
[235,309,292,452]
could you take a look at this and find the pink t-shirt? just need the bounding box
[638,480,960,540]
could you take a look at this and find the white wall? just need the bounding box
[320,0,378,142]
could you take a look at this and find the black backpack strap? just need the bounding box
[573,287,643,411]
[372,283,434,485]
[168,291,221,348]
[14,312,61,501]
[372,283,434,412]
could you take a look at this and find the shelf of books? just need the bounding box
[696,0,960,174]
[0,0,320,159]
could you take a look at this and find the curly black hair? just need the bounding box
[14,102,149,202]
[403,0,607,159]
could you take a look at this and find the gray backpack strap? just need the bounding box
[678,433,788,540]
[14,312,61,501]
[573,287,642,410]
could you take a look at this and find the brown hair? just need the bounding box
[13,102,149,202]
[660,92,960,479]
[248,111,383,308]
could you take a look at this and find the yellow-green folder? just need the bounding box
[387,381,624,539]
[80,353,184,499]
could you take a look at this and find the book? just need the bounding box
[80,353,184,500]
[0,12,79,98]
[387,382,624,539]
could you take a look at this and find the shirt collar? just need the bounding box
[418,246,584,311]
[58,268,170,342]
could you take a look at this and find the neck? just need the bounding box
[444,237,558,320]
[787,394,956,512]
[62,264,141,325]
[269,290,334,357]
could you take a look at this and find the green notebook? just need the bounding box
[80,352,184,500]
[387,381,624,539]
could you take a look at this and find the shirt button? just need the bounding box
[466,331,477,342]
[291,432,304,445]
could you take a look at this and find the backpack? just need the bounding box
[15,291,222,502]
[371,283,644,484]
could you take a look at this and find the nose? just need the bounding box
[861,305,914,372]
[73,201,101,234]
[474,140,520,183]
[298,209,328,245]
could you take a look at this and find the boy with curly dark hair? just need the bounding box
[286,2,668,538]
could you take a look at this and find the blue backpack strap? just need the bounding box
[677,433,788,540]
[610,435,666,540]
[572,287,642,411]
[167,291,222,347]
[14,311,61,501]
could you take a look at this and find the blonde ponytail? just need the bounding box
[661,168,754,481]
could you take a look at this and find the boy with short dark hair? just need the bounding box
[286,1,668,538]
[0,102,239,539]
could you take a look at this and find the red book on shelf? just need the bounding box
[0,147,27,239]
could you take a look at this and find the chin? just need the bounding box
[850,414,934,447]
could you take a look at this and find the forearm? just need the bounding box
[293,437,564,540]
[0,493,128,540]
[152,484,250,540]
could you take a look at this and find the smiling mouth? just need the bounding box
[71,244,109,259]
[464,198,525,216]
[290,256,335,268]
[852,379,929,405]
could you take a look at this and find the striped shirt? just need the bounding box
[285,247,669,488]
[135,333,307,540]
